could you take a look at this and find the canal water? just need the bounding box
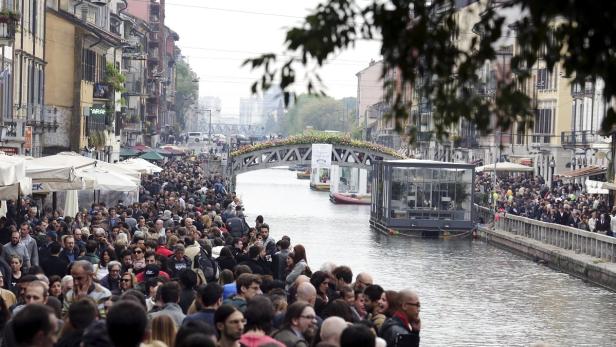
[236,168,616,346]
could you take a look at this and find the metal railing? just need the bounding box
[561,130,597,147]
[475,204,616,262]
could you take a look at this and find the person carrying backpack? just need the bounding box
[194,241,220,284]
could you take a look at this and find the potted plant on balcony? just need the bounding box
[0,9,19,43]
[0,9,20,22]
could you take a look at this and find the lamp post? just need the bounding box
[206,109,212,141]
[549,157,555,188]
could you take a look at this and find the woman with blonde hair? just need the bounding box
[201,215,212,230]
[150,314,177,347]
[115,232,129,247]
[167,234,179,249]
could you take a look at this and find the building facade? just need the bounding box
[355,59,384,141]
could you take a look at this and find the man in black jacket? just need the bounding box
[41,242,68,278]
[380,289,420,347]
[596,212,611,234]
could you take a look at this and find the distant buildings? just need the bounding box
[239,85,285,128]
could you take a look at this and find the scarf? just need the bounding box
[393,310,411,331]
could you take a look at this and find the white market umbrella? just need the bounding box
[0,154,26,186]
[0,201,6,218]
[476,162,534,172]
[64,190,79,218]
[26,152,97,193]
[116,158,163,174]
[95,160,141,180]
[77,167,139,192]
[0,177,32,200]
[0,154,31,199]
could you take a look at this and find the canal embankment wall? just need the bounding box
[475,205,616,291]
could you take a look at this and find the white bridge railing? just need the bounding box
[474,204,616,262]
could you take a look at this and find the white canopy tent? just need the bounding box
[475,162,534,173]
[0,154,32,200]
[26,152,97,193]
[94,160,141,181]
[116,158,163,175]
[77,167,140,192]
[585,180,616,194]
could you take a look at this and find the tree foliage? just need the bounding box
[244,0,616,141]
[279,95,356,135]
[175,59,199,130]
[105,63,126,93]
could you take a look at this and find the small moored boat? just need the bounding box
[296,170,310,179]
[330,192,371,205]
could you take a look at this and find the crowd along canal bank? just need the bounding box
[237,169,616,346]
[476,205,616,291]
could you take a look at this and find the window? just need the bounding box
[537,67,558,91]
[82,49,95,82]
[536,68,550,90]
[516,122,525,145]
[533,108,553,143]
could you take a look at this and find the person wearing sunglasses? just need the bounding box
[132,245,146,272]
[120,272,136,293]
[380,289,421,347]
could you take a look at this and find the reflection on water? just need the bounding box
[237,169,616,346]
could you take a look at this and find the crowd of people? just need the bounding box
[475,172,616,235]
[0,155,421,347]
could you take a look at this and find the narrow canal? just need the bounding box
[237,168,616,346]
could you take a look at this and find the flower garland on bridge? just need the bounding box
[230,133,406,159]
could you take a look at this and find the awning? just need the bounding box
[560,165,606,179]
[120,148,139,157]
[0,154,26,186]
[77,167,139,192]
[116,158,163,174]
[475,162,534,172]
[585,180,616,194]
[26,152,97,193]
[0,177,32,200]
[140,151,165,161]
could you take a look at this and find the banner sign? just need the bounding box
[311,143,332,168]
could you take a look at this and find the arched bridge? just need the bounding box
[229,135,405,176]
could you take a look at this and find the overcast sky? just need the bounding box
[164,0,382,116]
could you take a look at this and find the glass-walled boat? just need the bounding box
[370,159,475,237]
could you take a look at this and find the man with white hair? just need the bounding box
[319,316,347,347]
[154,219,166,241]
[320,262,337,274]
[60,275,73,296]
[62,260,111,318]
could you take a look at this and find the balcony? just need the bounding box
[454,137,479,149]
[148,32,159,43]
[417,131,433,142]
[122,122,142,133]
[124,81,143,95]
[148,48,159,61]
[561,130,598,148]
[0,11,19,46]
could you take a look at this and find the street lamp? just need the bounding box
[205,109,212,141]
